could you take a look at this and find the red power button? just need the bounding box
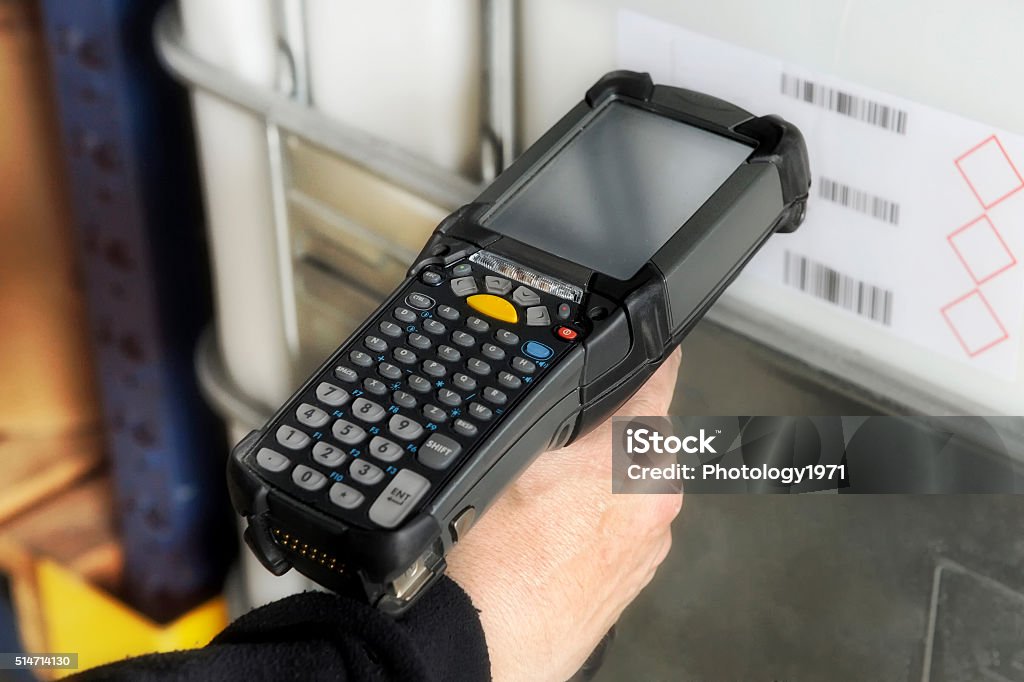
[555,326,578,341]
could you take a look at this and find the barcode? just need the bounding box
[818,177,901,225]
[781,74,908,135]
[783,251,893,325]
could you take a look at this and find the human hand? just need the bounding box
[446,349,683,681]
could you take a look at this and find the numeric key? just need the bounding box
[350,459,385,486]
[332,419,367,445]
[389,414,424,440]
[276,425,309,450]
[368,436,403,462]
[352,397,386,423]
[316,382,349,406]
[296,403,329,428]
[292,465,328,491]
[312,441,345,467]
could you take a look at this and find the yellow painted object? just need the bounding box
[467,294,518,323]
[35,560,228,677]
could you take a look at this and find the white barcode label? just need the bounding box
[783,252,894,325]
[780,74,908,134]
[818,177,901,225]
[619,12,1024,383]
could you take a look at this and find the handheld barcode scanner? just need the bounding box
[228,71,810,614]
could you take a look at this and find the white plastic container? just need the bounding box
[519,0,1024,415]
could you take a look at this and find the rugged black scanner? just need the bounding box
[228,71,811,613]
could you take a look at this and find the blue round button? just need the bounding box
[522,340,553,361]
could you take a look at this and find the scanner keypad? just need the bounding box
[249,258,582,531]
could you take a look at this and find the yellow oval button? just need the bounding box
[466,294,518,324]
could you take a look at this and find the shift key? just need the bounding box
[368,469,431,528]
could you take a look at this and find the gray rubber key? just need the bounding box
[495,329,519,345]
[422,404,448,423]
[526,306,551,326]
[334,366,359,383]
[394,307,417,323]
[392,390,417,408]
[316,382,350,407]
[467,358,491,375]
[483,387,507,405]
[498,372,522,390]
[368,436,403,462]
[406,293,435,310]
[296,403,330,428]
[350,350,373,367]
[423,319,447,335]
[292,464,327,491]
[389,414,424,440]
[364,335,388,352]
[350,459,385,486]
[511,356,536,374]
[351,397,386,423]
[332,419,367,445]
[468,402,493,421]
[379,320,403,338]
[418,434,462,470]
[451,331,475,347]
[437,345,461,362]
[408,333,431,350]
[312,441,345,467]
[481,343,506,361]
[378,362,402,380]
[485,276,512,295]
[329,482,364,509]
[368,469,431,528]
[437,388,462,406]
[466,316,490,334]
[450,277,478,296]
[437,305,460,320]
[256,447,290,473]
[453,419,478,438]
[276,425,309,450]
[422,359,446,377]
[512,286,540,306]
[363,378,388,396]
[407,375,432,393]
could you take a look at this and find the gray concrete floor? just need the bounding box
[595,322,1024,682]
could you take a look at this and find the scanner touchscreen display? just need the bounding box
[483,102,754,279]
